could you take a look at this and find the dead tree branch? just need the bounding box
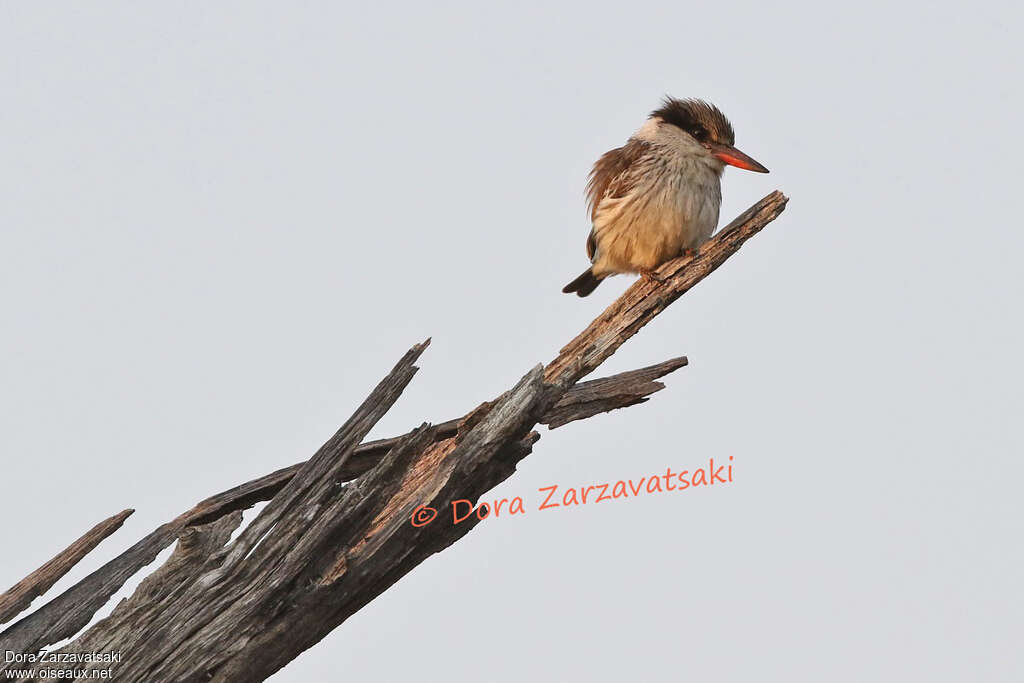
[0,356,687,643]
[0,191,787,681]
[0,510,133,625]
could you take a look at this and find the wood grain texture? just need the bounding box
[0,509,133,626]
[0,191,787,681]
[0,357,688,658]
[542,355,688,428]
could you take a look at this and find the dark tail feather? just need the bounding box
[562,268,604,297]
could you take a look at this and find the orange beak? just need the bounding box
[708,143,769,173]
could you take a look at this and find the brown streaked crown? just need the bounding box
[651,97,735,146]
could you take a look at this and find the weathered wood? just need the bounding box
[206,371,549,682]
[190,355,690,524]
[0,191,787,682]
[61,513,246,663]
[0,356,690,656]
[0,509,133,626]
[543,355,688,428]
[59,362,548,682]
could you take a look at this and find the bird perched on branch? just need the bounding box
[562,97,769,297]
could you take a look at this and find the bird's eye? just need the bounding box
[690,128,705,140]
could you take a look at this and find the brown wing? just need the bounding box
[585,138,651,222]
[584,139,651,261]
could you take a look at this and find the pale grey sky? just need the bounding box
[2,2,1022,681]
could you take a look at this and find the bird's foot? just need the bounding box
[640,270,665,285]
[682,248,697,259]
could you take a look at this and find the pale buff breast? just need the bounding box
[591,155,722,277]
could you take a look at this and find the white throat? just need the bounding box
[633,117,726,176]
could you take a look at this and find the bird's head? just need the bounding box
[651,97,769,173]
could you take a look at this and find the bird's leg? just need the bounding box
[682,247,697,259]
